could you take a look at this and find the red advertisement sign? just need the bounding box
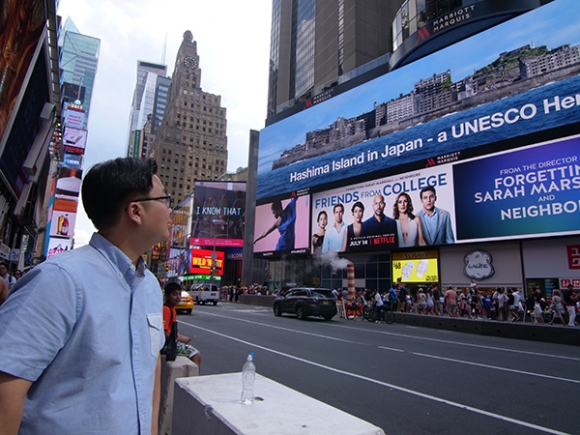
[189,249,224,276]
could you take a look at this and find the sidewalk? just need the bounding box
[236,295,580,346]
[386,311,580,346]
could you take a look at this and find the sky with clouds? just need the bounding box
[56,0,272,246]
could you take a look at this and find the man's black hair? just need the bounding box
[81,157,158,230]
[164,282,182,296]
[420,185,437,198]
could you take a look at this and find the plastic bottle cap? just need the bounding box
[248,352,254,361]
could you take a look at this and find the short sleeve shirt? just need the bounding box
[0,233,164,435]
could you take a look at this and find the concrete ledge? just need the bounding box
[159,356,199,435]
[391,313,580,346]
[172,373,385,435]
[239,294,276,307]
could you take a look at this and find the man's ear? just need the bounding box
[126,202,143,225]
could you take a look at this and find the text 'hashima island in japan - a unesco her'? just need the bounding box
[289,91,580,184]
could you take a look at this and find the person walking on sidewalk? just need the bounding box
[561,284,579,327]
[374,290,384,323]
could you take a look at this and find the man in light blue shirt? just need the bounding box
[322,203,347,253]
[0,158,172,435]
[416,186,455,245]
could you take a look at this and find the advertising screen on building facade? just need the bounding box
[192,181,245,247]
[253,193,311,258]
[62,127,88,154]
[255,0,580,257]
[392,251,439,284]
[189,248,224,276]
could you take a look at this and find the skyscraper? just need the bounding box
[48,17,100,256]
[267,0,398,117]
[150,31,228,207]
[58,18,100,130]
[126,61,168,158]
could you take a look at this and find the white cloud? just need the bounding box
[57,0,272,243]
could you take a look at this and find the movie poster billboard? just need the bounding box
[311,165,456,254]
[192,181,246,247]
[256,0,580,202]
[167,247,189,278]
[253,193,310,258]
[453,135,580,242]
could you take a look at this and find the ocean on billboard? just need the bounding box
[256,75,580,200]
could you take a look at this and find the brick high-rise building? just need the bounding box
[150,31,228,207]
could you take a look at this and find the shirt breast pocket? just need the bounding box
[146,314,163,358]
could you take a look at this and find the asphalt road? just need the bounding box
[176,301,579,435]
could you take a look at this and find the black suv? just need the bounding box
[273,288,337,321]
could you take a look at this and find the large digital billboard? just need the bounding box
[255,0,580,257]
[311,164,456,254]
[192,181,246,247]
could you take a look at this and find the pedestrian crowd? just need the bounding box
[328,279,579,327]
[215,284,275,302]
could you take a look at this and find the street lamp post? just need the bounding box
[209,219,226,288]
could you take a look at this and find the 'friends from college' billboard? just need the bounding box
[310,165,455,254]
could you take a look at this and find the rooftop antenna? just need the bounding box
[161,32,167,65]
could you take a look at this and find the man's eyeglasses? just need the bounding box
[132,195,172,208]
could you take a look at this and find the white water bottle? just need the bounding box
[240,352,256,405]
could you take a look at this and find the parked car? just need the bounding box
[176,291,194,314]
[273,287,337,320]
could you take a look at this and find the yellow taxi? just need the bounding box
[176,291,194,314]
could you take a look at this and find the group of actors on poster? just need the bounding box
[312,186,455,254]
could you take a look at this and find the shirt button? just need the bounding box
[134,350,138,355]
[138,381,142,387]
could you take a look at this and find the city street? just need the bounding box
[176,302,579,435]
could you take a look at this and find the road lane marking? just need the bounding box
[181,322,572,435]
[378,347,580,385]
[328,323,580,362]
[186,310,580,362]
[377,346,404,352]
[178,316,359,345]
